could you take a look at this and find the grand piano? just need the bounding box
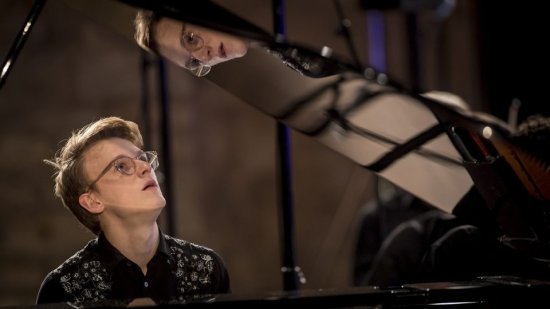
[4,0,550,307]
[31,276,550,307]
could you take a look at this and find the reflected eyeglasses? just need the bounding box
[180,26,212,77]
[86,151,159,191]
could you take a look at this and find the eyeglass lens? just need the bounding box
[181,26,212,77]
[114,152,159,176]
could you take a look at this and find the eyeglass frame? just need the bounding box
[85,150,159,192]
[180,24,212,77]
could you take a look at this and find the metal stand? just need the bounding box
[156,58,176,236]
[139,52,176,236]
[272,0,304,291]
[1,0,47,90]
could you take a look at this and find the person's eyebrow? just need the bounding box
[135,150,146,158]
[106,154,128,165]
[109,150,142,163]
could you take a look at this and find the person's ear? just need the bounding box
[79,192,104,214]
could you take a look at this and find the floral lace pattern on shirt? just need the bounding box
[165,235,216,301]
[42,235,221,306]
[50,246,112,304]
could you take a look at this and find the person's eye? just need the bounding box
[137,153,148,162]
[187,57,202,69]
[114,159,133,174]
[182,32,201,49]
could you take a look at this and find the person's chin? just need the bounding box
[141,203,165,218]
[156,197,167,209]
[234,44,248,57]
[142,196,166,212]
[224,41,248,59]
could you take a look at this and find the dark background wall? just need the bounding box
[1,0,541,306]
[478,1,549,123]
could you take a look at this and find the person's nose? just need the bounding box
[136,159,152,177]
[192,45,216,63]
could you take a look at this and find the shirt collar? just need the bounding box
[97,232,127,270]
[97,229,174,269]
[157,230,175,262]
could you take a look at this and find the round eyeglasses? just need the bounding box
[86,151,159,191]
[180,26,212,77]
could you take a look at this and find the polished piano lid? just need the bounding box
[92,0,550,259]
[110,0,550,252]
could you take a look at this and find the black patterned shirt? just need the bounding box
[36,231,230,306]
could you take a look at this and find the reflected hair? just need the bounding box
[134,10,160,53]
[44,117,144,235]
[512,114,550,163]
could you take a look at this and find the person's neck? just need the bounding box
[103,221,160,275]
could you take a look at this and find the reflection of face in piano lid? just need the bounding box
[152,17,248,73]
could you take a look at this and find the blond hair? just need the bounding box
[45,117,143,235]
[134,10,158,53]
